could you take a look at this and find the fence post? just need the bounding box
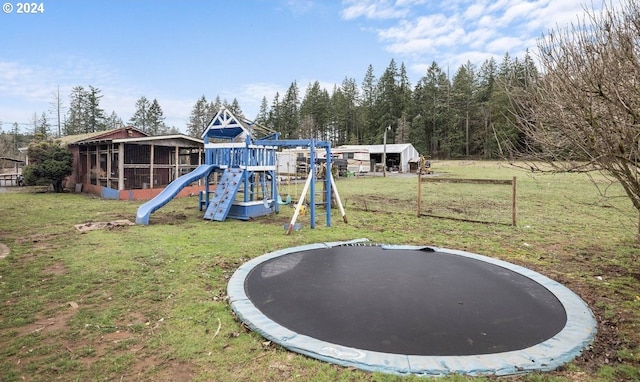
[512,176,517,226]
[417,172,422,217]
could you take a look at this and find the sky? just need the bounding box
[0,0,605,134]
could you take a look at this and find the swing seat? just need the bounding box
[278,194,292,205]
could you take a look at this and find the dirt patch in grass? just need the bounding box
[15,233,63,251]
[74,220,135,232]
[150,212,189,225]
[125,354,194,381]
[13,302,76,337]
[42,261,67,275]
[0,242,9,259]
[255,214,292,226]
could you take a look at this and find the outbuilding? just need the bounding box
[338,143,420,173]
[59,127,204,199]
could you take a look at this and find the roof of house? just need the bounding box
[56,127,148,146]
[57,127,202,147]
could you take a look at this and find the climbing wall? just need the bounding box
[203,168,244,221]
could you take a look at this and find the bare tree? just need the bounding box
[510,1,640,241]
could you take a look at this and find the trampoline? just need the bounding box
[227,239,596,376]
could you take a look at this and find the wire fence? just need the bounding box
[277,174,518,226]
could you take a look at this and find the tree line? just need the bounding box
[2,51,536,160]
[251,52,534,159]
[62,86,176,136]
[183,51,537,160]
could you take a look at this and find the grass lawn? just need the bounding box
[0,160,639,381]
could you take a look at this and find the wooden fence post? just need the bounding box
[417,172,422,217]
[512,176,517,226]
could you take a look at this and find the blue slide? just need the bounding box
[135,164,216,225]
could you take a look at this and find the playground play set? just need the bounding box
[135,107,346,231]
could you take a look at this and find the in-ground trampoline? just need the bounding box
[227,239,596,376]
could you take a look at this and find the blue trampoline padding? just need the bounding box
[227,239,597,376]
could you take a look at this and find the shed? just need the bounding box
[338,143,420,173]
[60,127,204,199]
[0,157,25,186]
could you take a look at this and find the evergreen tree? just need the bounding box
[411,62,451,157]
[36,112,51,138]
[186,95,210,138]
[375,59,400,144]
[64,86,87,135]
[256,97,269,125]
[513,50,538,88]
[281,82,300,139]
[209,96,222,123]
[329,85,346,144]
[86,86,107,132]
[396,63,413,143]
[212,96,222,112]
[476,57,497,157]
[22,139,73,192]
[129,96,151,132]
[147,99,167,135]
[339,77,361,144]
[360,65,378,144]
[450,61,477,156]
[227,98,244,117]
[491,53,522,157]
[267,92,283,133]
[106,111,123,130]
[300,81,331,140]
[63,86,107,134]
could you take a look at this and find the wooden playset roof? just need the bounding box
[202,107,275,141]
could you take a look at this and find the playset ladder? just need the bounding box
[203,168,244,221]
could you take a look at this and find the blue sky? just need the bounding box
[1,0,603,134]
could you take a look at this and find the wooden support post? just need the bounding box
[149,144,155,189]
[106,144,112,187]
[286,169,313,235]
[118,142,125,190]
[94,146,99,185]
[329,172,347,223]
[174,145,179,182]
[85,147,90,184]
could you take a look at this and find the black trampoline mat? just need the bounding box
[245,245,567,356]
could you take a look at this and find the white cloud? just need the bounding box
[485,36,525,54]
[340,0,411,20]
[236,82,286,118]
[463,3,486,20]
[340,0,602,79]
[0,57,166,131]
[283,0,315,15]
[0,61,59,101]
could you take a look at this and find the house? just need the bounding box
[59,127,204,200]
